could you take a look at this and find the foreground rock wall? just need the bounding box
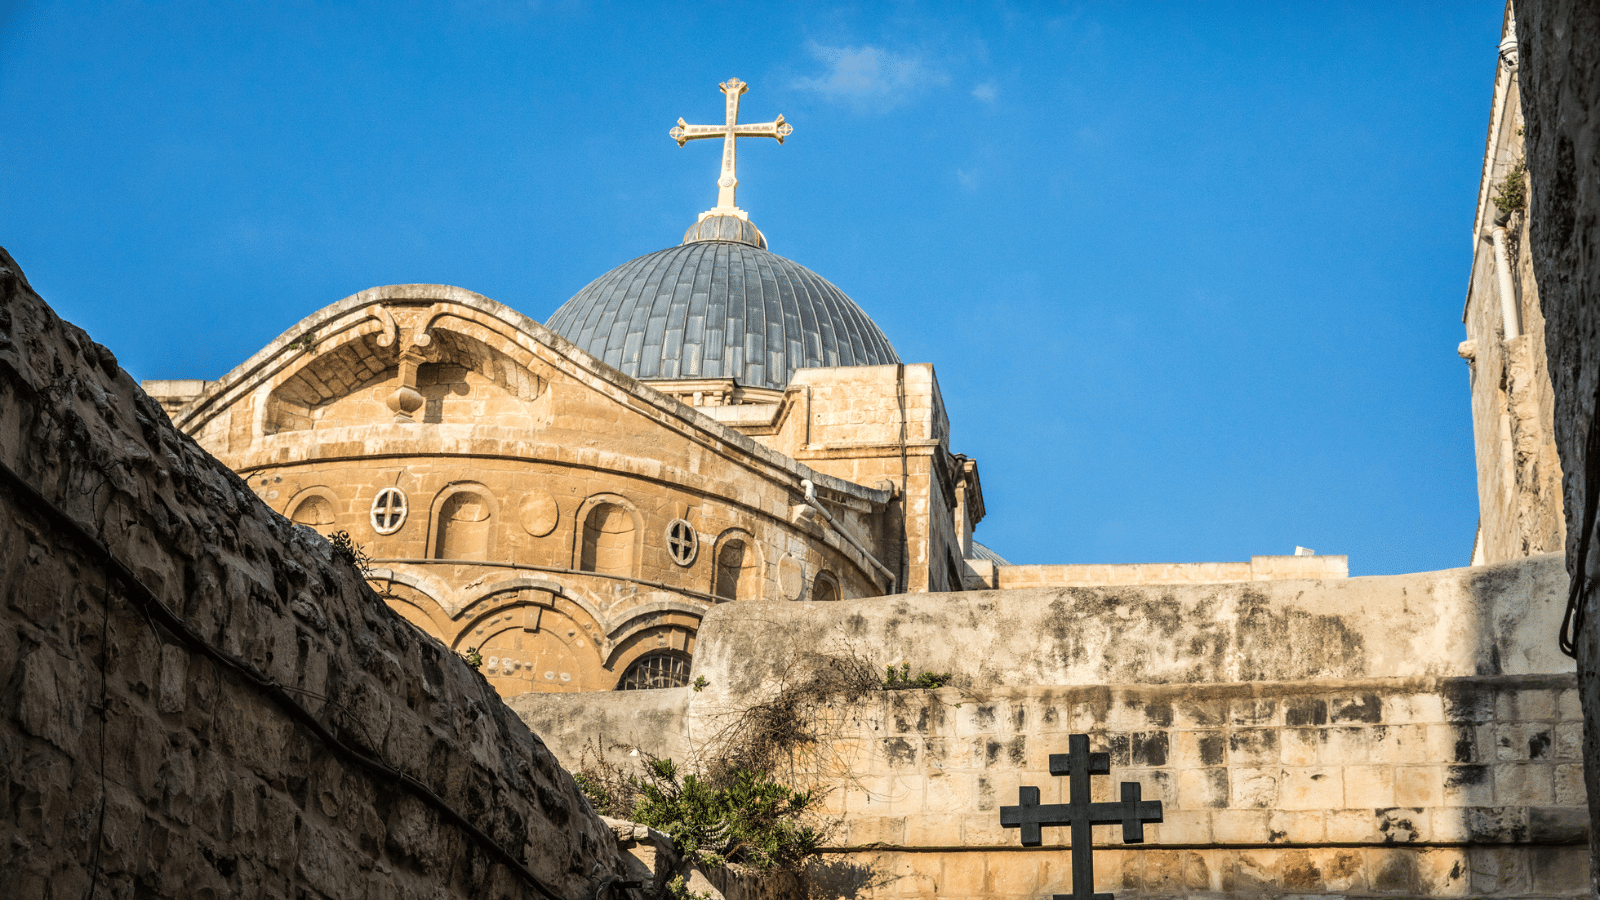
[0,247,629,899]
[1515,0,1600,890]
[516,557,1588,898]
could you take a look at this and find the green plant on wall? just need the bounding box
[884,662,952,690]
[326,530,374,579]
[1494,157,1528,216]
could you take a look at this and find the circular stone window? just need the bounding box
[665,518,698,566]
[370,487,408,535]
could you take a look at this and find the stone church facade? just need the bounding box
[143,80,1342,700]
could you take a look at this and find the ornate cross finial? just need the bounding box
[670,78,792,213]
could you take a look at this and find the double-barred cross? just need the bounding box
[999,734,1163,900]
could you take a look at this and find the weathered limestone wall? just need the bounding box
[516,556,1588,897]
[0,248,631,899]
[995,555,1348,589]
[1514,0,1600,890]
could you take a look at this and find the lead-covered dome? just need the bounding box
[545,216,899,391]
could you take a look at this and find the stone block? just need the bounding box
[1267,809,1324,844]
[1393,765,1442,808]
[1343,765,1394,807]
[936,853,988,896]
[903,813,961,847]
[1430,806,1472,842]
[1468,845,1529,893]
[1278,767,1343,810]
[1213,809,1269,843]
[1365,847,1420,893]
[1530,845,1591,894]
[1383,693,1444,725]
[1492,762,1553,805]
[1467,806,1529,843]
[1427,723,1480,765]
[847,816,905,846]
[961,813,1004,844]
[1230,767,1280,808]
[1177,768,1229,809]
[1497,687,1558,723]
[1441,766,1494,807]
[1555,762,1587,806]
[1228,697,1278,727]
[1227,728,1278,766]
[1528,805,1590,842]
[1325,808,1379,843]
[1151,808,1212,844]
[1416,847,1471,897]
[1374,723,1431,763]
[1328,693,1383,725]
[1557,688,1582,721]
[1376,806,1427,843]
[1174,698,1226,728]
[1173,730,1226,769]
[1278,727,1318,767]
[1555,721,1583,760]
[922,772,973,814]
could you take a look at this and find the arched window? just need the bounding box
[714,539,750,601]
[435,491,491,560]
[616,652,691,690]
[812,573,840,603]
[580,502,636,575]
[289,494,336,527]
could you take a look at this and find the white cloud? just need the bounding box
[971,82,998,103]
[791,42,948,106]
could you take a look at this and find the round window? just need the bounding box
[665,518,698,566]
[371,487,408,535]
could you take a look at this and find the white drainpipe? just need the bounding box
[1490,224,1521,339]
[801,479,897,595]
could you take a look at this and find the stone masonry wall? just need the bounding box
[1514,0,1600,891]
[516,556,1588,897]
[0,247,631,899]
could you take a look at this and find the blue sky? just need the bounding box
[0,1,1505,574]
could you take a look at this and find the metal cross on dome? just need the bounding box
[999,733,1164,900]
[670,78,792,212]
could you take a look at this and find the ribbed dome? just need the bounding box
[545,240,899,391]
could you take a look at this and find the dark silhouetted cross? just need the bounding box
[999,733,1164,900]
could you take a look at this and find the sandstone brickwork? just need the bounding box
[0,248,633,900]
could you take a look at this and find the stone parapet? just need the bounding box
[995,555,1349,588]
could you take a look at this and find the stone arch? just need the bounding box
[284,486,340,527]
[455,592,608,696]
[427,483,499,561]
[371,578,453,642]
[573,493,643,578]
[710,528,764,602]
[615,651,692,690]
[812,570,841,603]
[604,604,701,684]
[264,332,394,434]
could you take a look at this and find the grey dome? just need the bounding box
[546,240,899,391]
